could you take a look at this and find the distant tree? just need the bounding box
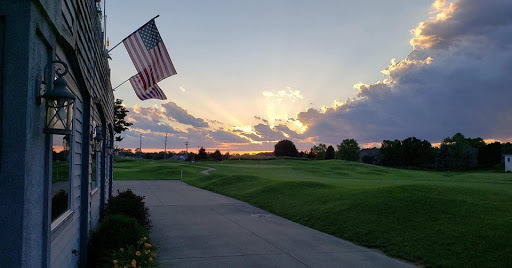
[478,142,501,168]
[444,132,485,150]
[435,144,453,170]
[114,99,133,142]
[198,147,207,160]
[310,144,327,159]
[186,152,197,162]
[336,139,360,161]
[212,150,222,161]
[380,139,403,166]
[380,137,435,167]
[325,145,335,159]
[117,148,134,156]
[362,155,375,164]
[502,142,512,154]
[401,137,435,167]
[274,140,299,157]
[436,133,480,170]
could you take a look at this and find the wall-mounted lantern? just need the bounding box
[94,125,104,152]
[38,60,76,135]
[106,138,114,155]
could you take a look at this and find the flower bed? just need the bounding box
[88,189,156,267]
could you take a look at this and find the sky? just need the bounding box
[106,0,512,153]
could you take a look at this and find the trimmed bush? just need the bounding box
[104,189,152,230]
[87,215,148,267]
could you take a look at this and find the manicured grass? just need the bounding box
[52,161,69,183]
[113,158,512,266]
[181,159,512,267]
[113,158,206,180]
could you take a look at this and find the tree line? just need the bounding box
[116,147,227,162]
[274,139,361,161]
[274,133,512,170]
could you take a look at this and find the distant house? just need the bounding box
[171,154,187,161]
[359,148,381,164]
[0,0,114,267]
[504,154,512,172]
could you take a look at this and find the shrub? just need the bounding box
[104,189,152,230]
[111,236,157,268]
[51,189,68,221]
[88,215,148,267]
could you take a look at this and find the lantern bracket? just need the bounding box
[37,60,69,105]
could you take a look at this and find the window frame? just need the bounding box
[50,84,76,230]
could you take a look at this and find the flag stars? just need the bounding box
[140,21,163,50]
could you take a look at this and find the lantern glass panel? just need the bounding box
[45,98,74,135]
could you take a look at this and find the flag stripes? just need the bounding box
[129,75,167,101]
[123,19,176,100]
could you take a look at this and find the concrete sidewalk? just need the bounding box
[114,180,414,268]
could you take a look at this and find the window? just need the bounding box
[508,157,510,163]
[91,121,101,190]
[51,134,72,221]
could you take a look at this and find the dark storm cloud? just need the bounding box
[297,0,512,145]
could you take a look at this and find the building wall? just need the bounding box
[505,155,512,172]
[50,52,83,267]
[0,0,114,267]
[0,2,48,267]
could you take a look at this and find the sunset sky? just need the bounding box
[106,0,512,153]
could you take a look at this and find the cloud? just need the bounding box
[411,0,512,49]
[294,0,512,145]
[118,102,251,151]
[117,0,512,152]
[208,129,248,144]
[162,102,209,128]
[127,105,182,134]
[262,87,304,103]
[253,116,269,124]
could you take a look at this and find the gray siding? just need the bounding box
[0,0,114,266]
[50,68,83,267]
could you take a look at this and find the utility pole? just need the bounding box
[184,141,189,160]
[164,133,168,159]
[139,134,142,160]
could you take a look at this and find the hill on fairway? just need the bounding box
[179,159,512,267]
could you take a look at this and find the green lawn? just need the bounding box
[52,161,69,183]
[114,158,512,267]
[113,158,206,180]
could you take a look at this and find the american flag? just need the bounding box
[129,74,167,101]
[123,19,176,95]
